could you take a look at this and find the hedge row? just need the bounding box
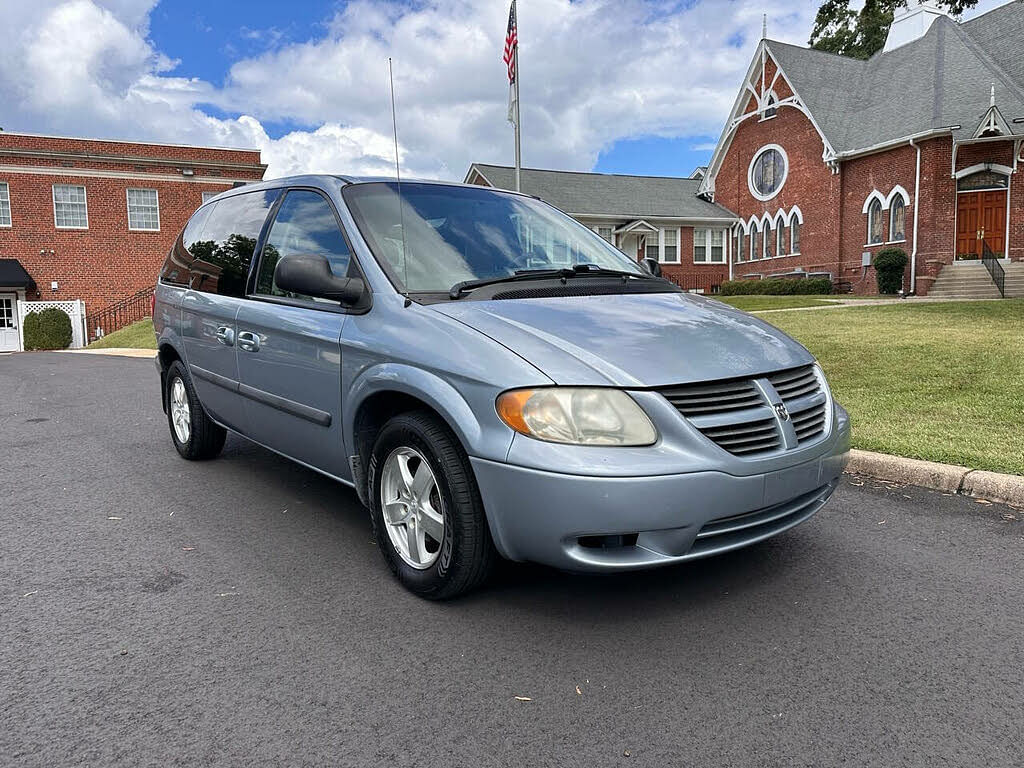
[719,277,833,296]
[23,307,73,350]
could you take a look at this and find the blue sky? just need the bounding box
[146,0,718,176]
[2,0,1011,179]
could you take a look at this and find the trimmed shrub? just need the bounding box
[23,307,73,350]
[873,248,908,294]
[719,277,833,296]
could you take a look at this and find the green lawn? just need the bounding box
[716,295,838,311]
[88,317,156,350]
[763,300,1024,475]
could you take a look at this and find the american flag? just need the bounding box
[503,1,518,84]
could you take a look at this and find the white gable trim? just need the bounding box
[464,165,494,186]
[954,162,1013,179]
[613,219,660,235]
[701,42,838,198]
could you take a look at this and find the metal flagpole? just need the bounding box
[513,1,521,192]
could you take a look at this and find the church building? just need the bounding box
[700,0,1024,295]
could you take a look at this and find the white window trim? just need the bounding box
[789,213,801,255]
[126,187,161,232]
[0,181,10,228]
[866,197,884,246]
[53,184,89,230]
[692,227,727,264]
[656,227,680,264]
[747,144,788,202]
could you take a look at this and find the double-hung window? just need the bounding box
[661,228,678,263]
[53,184,88,229]
[127,188,160,231]
[595,225,614,244]
[694,229,707,262]
[694,228,726,264]
[0,182,10,227]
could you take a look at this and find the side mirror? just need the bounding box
[274,253,365,306]
[641,257,662,277]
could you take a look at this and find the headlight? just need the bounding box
[496,388,657,446]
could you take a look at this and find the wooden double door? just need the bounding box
[956,190,1006,257]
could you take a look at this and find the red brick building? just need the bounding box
[0,132,265,350]
[701,0,1024,296]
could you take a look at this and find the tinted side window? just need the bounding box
[255,189,353,300]
[188,190,279,297]
[160,204,213,286]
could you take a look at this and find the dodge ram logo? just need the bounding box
[774,403,790,422]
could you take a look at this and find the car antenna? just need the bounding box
[389,57,412,308]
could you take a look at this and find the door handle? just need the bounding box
[216,326,235,346]
[237,331,260,353]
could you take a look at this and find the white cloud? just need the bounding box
[0,0,1014,180]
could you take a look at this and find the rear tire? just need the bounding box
[369,410,495,600]
[166,360,226,461]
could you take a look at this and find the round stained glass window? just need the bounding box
[748,146,788,201]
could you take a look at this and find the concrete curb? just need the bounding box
[62,348,158,358]
[846,449,1024,506]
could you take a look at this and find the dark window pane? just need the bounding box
[868,200,883,244]
[188,190,278,297]
[161,204,213,286]
[890,199,906,241]
[256,190,353,299]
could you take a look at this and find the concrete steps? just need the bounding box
[1004,263,1024,298]
[928,262,1002,298]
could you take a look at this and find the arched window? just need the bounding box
[791,218,800,253]
[889,197,906,242]
[764,222,773,258]
[777,224,787,256]
[735,230,744,262]
[750,223,759,260]
[763,93,777,119]
[867,198,884,244]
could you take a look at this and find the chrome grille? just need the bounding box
[769,365,821,402]
[657,363,829,458]
[791,401,827,443]
[698,417,781,455]
[659,378,763,416]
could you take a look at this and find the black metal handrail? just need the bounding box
[87,285,155,340]
[982,242,1005,298]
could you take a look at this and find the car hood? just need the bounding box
[430,292,814,388]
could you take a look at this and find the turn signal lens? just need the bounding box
[496,388,657,446]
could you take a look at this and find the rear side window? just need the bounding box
[255,189,354,300]
[160,204,213,286]
[187,190,279,297]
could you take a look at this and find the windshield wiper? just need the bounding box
[449,264,652,299]
[449,268,572,299]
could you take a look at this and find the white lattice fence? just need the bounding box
[18,300,88,349]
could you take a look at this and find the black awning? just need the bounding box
[0,259,34,288]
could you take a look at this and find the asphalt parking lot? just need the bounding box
[2,352,1023,767]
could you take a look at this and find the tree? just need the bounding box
[809,0,979,60]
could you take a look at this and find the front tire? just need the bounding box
[165,360,226,461]
[369,410,495,599]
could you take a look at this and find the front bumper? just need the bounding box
[471,418,850,571]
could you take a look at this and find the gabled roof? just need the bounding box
[766,2,1024,155]
[465,164,736,220]
[704,0,1024,195]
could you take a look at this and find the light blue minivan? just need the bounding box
[154,175,850,598]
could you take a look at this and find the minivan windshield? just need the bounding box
[343,182,645,294]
